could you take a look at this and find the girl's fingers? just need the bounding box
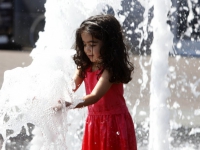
[53,102,62,111]
[52,101,72,112]
[65,101,71,107]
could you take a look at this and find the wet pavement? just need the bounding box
[0,50,33,88]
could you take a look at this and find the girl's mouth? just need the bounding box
[88,55,93,58]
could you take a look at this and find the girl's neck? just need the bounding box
[91,62,102,72]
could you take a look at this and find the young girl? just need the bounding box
[72,14,137,150]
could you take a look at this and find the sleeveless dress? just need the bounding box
[82,68,137,150]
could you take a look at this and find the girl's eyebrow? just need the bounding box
[83,40,98,43]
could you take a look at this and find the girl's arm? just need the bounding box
[75,69,112,108]
[73,69,84,92]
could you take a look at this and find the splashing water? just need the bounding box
[0,0,200,150]
[0,49,77,149]
[0,0,122,150]
[148,0,173,149]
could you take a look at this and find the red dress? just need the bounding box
[82,68,137,150]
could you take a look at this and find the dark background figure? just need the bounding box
[169,0,200,56]
[103,0,153,55]
[119,0,153,55]
[187,0,200,40]
[0,0,46,49]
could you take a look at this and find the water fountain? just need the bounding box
[0,0,200,149]
[148,0,173,149]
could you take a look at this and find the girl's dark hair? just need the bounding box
[73,14,134,83]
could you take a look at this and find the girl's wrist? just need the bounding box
[71,99,85,108]
[65,101,71,107]
[77,99,85,108]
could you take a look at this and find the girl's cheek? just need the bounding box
[84,48,87,54]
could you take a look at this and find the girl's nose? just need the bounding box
[85,46,92,53]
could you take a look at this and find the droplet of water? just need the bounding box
[170,84,175,89]
[176,42,182,49]
[138,79,142,84]
[139,111,147,116]
[172,102,180,109]
[194,109,200,116]
[169,66,175,72]
[195,50,200,55]
[175,55,181,61]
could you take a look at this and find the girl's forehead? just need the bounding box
[81,32,98,42]
[81,32,92,38]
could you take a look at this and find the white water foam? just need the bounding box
[0,0,122,149]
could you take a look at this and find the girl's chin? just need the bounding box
[91,60,102,64]
[91,61,97,63]
[89,58,94,61]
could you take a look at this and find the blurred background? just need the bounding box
[0,0,200,55]
[0,0,45,50]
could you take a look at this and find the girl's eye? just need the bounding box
[83,43,96,47]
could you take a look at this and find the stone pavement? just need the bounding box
[0,50,33,88]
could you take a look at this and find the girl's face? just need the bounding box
[81,32,102,63]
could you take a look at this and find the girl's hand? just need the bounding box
[65,101,72,107]
[53,100,72,112]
